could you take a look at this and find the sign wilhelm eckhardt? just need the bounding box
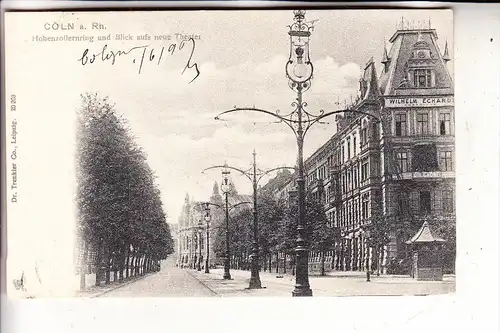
[385,96,454,108]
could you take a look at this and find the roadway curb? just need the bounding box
[185,270,221,297]
[78,272,155,298]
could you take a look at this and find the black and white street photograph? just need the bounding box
[5,8,456,299]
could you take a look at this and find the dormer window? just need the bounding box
[414,68,433,88]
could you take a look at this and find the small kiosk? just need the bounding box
[406,221,446,281]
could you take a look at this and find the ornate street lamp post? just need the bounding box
[204,209,211,273]
[364,229,371,282]
[221,169,233,280]
[192,232,197,270]
[203,151,295,289]
[197,220,203,271]
[214,10,383,296]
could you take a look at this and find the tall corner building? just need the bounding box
[275,25,454,274]
[378,27,454,265]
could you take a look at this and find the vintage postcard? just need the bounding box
[3,7,456,299]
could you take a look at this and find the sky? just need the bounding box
[86,9,453,225]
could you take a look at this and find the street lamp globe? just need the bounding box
[286,9,314,86]
[221,170,232,194]
[204,211,211,223]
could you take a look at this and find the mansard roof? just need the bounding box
[379,29,453,96]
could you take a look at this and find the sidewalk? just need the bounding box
[187,268,456,297]
[74,273,153,298]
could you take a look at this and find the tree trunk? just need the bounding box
[320,250,326,276]
[142,256,147,274]
[377,245,381,276]
[268,255,272,272]
[332,246,336,271]
[127,250,132,278]
[134,253,140,276]
[95,242,102,287]
[275,252,279,274]
[119,245,126,281]
[283,253,287,274]
[105,247,111,284]
[80,240,89,291]
[130,252,136,277]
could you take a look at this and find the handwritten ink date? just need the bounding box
[77,38,200,83]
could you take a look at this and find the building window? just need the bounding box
[439,151,453,171]
[347,202,352,227]
[416,113,429,135]
[419,191,431,214]
[342,205,346,227]
[414,69,433,88]
[361,161,369,180]
[361,127,367,144]
[353,166,358,188]
[397,193,409,215]
[347,170,352,191]
[353,136,357,156]
[341,172,345,193]
[396,152,409,173]
[442,190,453,213]
[395,113,407,136]
[362,194,369,219]
[439,113,451,135]
[341,145,345,162]
[347,138,351,160]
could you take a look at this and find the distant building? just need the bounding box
[176,182,252,269]
[273,26,454,273]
